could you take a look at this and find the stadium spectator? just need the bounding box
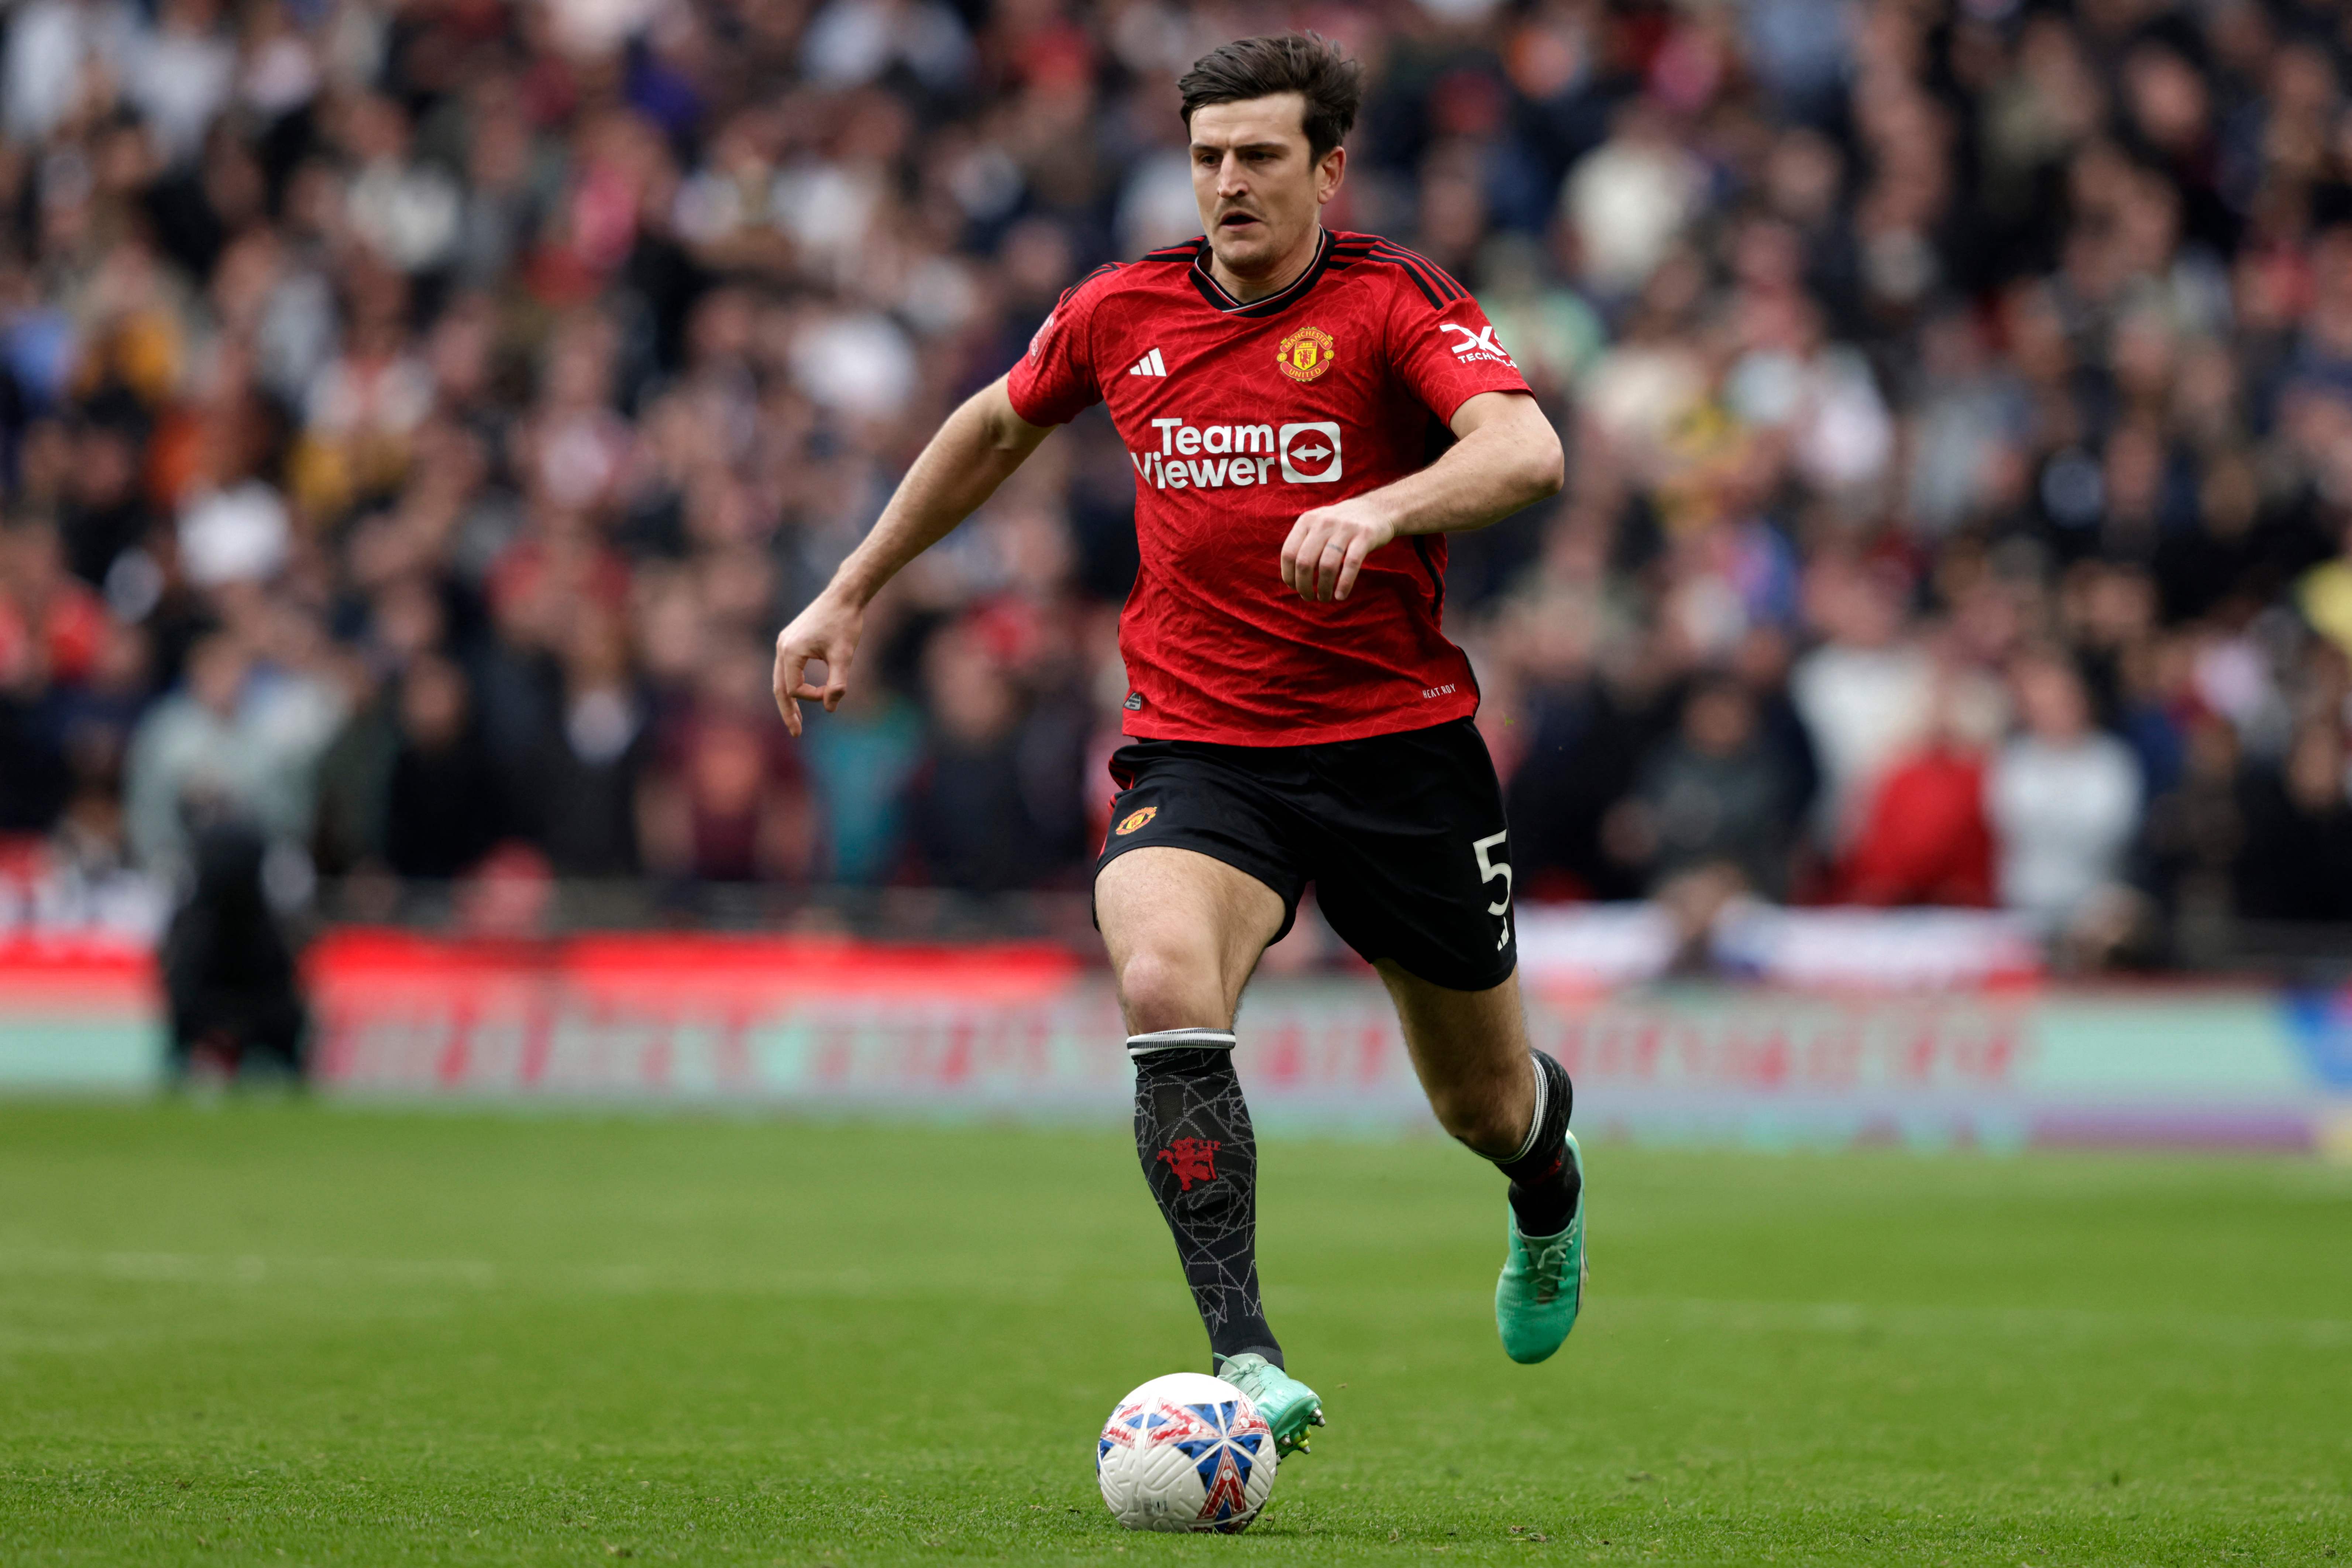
[902,617,1089,894]
[1987,647,2144,937]
[382,654,500,882]
[1494,577,1657,904]
[1789,557,1934,854]
[1607,674,1802,902]
[1840,659,2005,907]
[639,642,814,886]
[2234,719,2352,924]
[523,608,647,878]
[801,664,924,886]
[123,632,338,877]
[1844,739,1998,909]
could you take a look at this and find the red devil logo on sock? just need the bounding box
[1158,1138,1221,1191]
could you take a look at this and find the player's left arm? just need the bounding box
[1279,390,1562,604]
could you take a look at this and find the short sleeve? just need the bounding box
[1005,271,1111,426]
[1387,281,1533,425]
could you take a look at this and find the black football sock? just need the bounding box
[1490,1050,1580,1238]
[1129,1029,1282,1370]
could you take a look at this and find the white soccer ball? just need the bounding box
[1096,1371,1279,1533]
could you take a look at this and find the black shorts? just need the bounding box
[1094,718,1517,992]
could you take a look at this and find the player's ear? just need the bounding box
[1314,144,1345,206]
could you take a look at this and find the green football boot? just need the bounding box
[1214,1352,1325,1457]
[1495,1130,1587,1364]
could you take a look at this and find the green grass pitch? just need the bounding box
[2,1103,2347,1565]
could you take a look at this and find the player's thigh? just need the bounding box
[1096,847,1287,1030]
[1094,743,1306,1030]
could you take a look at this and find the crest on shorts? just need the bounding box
[1115,806,1158,836]
[1276,324,1335,383]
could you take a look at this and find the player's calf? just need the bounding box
[1130,1032,1281,1369]
[1131,1030,1329,1457]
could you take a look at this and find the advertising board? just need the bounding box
[3,929,2344,1152]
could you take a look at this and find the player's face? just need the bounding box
[1189,94,1344,281]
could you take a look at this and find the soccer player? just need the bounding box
[771,32,1584,1454]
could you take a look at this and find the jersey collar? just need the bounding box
[1188,227,1335,318]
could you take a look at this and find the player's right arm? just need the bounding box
[770,377,1051,735]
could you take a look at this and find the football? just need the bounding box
[1095,1372,1279,1533]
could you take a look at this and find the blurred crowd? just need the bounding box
[6,0,2352,964]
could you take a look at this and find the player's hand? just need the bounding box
[771,591,863,737]
[1280,500,1397,604]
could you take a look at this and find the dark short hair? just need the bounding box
[1179,33,1364,162]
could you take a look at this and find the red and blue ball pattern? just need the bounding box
[1096,1372,1278,1533]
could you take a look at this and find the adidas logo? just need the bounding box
[1127,348,1168,378]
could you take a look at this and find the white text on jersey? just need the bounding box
[1439,323,1513,365]
[1128,419,1344,490]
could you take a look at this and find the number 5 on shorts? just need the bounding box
[1472,830,1512,950]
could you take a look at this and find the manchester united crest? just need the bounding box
[1115,806,1158,836]
[1276,324,1335,383]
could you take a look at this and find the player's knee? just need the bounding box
[1114,945,1226,1035]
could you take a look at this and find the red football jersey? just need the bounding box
[1005,229,1533,746]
